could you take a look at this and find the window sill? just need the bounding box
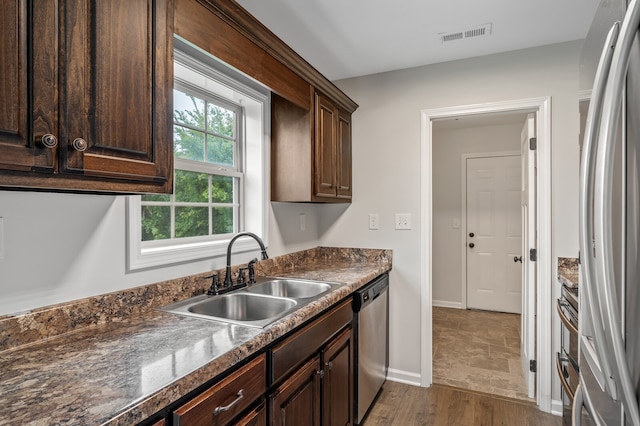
[126,197,267,271]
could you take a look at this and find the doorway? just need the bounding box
[419,97,553,412]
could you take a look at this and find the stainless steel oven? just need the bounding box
[557,284,579,426]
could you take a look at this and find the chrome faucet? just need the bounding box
[223,232,268,287]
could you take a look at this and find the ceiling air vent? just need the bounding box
[439,23,492,43]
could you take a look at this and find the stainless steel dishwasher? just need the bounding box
[353,273,389,425]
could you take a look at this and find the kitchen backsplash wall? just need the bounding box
[0,191,324,316]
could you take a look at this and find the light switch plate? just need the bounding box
[369,213,379,230]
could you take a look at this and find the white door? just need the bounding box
[466,155,522,313]
[520,114,537,398]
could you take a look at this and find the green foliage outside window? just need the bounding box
[141,90,238,242]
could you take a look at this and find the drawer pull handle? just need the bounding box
[213,389,244,416]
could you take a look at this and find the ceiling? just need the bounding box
[236,0,601,81]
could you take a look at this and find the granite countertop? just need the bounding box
[0,247,392,425]
[558,256,579,287]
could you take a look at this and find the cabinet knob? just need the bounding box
[325,361,333,371]
[468,243,475,248]
[40,133,58,149]
[71,138,87,152]
[469,232,475,238]
[316,369,325,378]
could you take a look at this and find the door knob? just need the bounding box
[469,232,474,238]
[468,243,475,248]
[514,256,523,263]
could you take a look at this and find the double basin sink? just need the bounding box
[160,278,340,328]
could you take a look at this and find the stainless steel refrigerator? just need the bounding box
[577,0,640,424]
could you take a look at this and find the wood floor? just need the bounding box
[363,381,562,426]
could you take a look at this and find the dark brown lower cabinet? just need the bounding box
[321,328,353,426]
[269,299,353,426]
[270,355,322,425]
[269,327,353,426]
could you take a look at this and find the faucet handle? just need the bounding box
[205,273,219,295]
[236,267,248,285]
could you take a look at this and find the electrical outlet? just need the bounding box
[369,213,379,230]
[452,218,460,229]
[395,213,411,230]
[299,213,306,231]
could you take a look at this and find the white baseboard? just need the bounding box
[386,368,422,387]
[550,399,564,416]
[432,300,463,309]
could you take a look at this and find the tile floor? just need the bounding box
[432,306,532,401]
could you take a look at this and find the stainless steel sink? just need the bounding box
[189,293,296,320]
[159,277,341,328]
[160,292,297,328]
[247,279,332,299]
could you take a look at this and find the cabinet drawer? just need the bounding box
[271,299,352,384]
[173,354,266,426]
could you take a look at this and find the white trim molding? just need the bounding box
[420,97,553,413]
[386,368,422,387]
[432,300,463,309]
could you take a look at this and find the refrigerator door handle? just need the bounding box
[593,0,640,423]
[578,20,621,398]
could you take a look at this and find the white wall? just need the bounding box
[0,191,322,315]
[328,41,581,391]
[432,121,523,306]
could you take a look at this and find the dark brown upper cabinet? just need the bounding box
[0,0,174,193]
[175,0,358,203]
[314,92,352,201]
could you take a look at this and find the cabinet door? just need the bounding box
[270,355,321,426]
[322,327,353,426]
[336,110,352,200]
[62,0,173,191]
[314,93,336,199]
[0,0,58,173]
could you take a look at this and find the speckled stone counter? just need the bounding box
[0,247,392,425]
[558,256,579,287]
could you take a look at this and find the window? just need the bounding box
[127,37,270,271]
[141,87,242,241]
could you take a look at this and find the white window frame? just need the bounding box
[126,36,270,271]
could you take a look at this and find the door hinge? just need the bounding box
[529,248,537,262]
[529,137,537,150]
[530,360,537,373]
